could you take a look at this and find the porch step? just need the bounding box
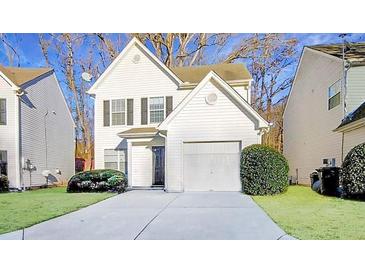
[129,186,165,191]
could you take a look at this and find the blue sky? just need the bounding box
[1,33,364,108]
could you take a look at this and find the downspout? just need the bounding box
[15,88,25,191]
[157,131,167,192]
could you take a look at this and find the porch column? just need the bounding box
[127,140,133,188]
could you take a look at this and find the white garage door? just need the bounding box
[183,142,241,191]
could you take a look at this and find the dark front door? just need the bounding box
[152,146,165,186]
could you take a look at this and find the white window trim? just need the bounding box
[328,79,341,110]
[148,96,166,125]
[110,99,126,126]
[104,148,128,173]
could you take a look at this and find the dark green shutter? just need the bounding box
[166,96,173,117]
[103,100,110,126]
[0,99,6,125]
[127,99,134,125]
[141,98,148,125]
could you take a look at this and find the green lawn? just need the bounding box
[253,185,365,240]
[0,187,115,234]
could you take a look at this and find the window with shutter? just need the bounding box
[149,97,164,123]
[103,100,110,126]
[141,98,148,125]
[111,99,126,125]
[0,99,6,125]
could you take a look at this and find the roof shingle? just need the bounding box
[0,65,53,86]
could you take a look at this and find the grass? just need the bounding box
[253,185,365,240]
[0,187,115,234]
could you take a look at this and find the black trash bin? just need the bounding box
[310,172,319,188]
[315,167,341,196]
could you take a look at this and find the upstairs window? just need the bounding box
[0,99,6,125]
[328,80,341,110]
[149,97,164,123]
[111,99,126,125]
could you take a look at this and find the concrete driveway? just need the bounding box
[0,190,294,240]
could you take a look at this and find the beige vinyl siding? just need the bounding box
[20,73,75,187]
[94,45,188,170]
[283,48,344,184]
[0,75,20,188]
[343,126,365,157]
[346,66,365,113]
[165,80,261,192]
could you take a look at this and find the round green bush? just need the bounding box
[0,175,9,193]
[341,142,365,198]
[67,169,128,193]
[240,144,289,195]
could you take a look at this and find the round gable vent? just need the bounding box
[132,54,141,63]
[205,92,218,105]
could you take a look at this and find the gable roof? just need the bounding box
[171,63,251,84]
[158,71,268,130]
[308,42,365,65]
[0,65,53,87]
[87,37,183,94]
[87,38,252,94]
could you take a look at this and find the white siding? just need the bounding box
[343,126,365,157]
[166,80,261,192]
[0,75,20,188]
[94,44,189,170]
[20,73,75,187]
[233,85,250,103]
[283,49,344,184]
[346,66,365,113]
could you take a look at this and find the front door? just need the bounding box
[152,146,165,186]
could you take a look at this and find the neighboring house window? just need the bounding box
[328,80,341,110]
[0,99,6,125]
[104,149,127,173]
[149,97,164,123]
[0,150,7,176]
[111,99,126,125]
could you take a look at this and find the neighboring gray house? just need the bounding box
[283,43,365,184]
[88,38,268,192]
[0,65,75,189]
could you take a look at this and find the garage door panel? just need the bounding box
[183,142,241,191]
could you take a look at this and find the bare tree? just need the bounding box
[0,34,20,66]
[38,33,122,170]
[224,34,298,151]
[133,33,230,67]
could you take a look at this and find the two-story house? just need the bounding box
[88,38,269,192]
[283,43,365,184]
[0,65,75,189]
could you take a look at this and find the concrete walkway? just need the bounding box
[0,191,295,240]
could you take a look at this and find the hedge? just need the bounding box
[67,169,128,193]
[0,175,9,193]
[240,144,289,195]
[341,142,365,198]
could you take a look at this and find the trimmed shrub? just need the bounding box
[0,175,9,193]
[341,142,365,198]
[67,169,128,193]
[240,144,289,195]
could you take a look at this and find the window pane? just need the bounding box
[149,97,164,123]
[111,99,125,125]
[104,149,118,170]
[105,162,118,170]
[150,110,164,123]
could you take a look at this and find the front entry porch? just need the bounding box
[118,127,165,190]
